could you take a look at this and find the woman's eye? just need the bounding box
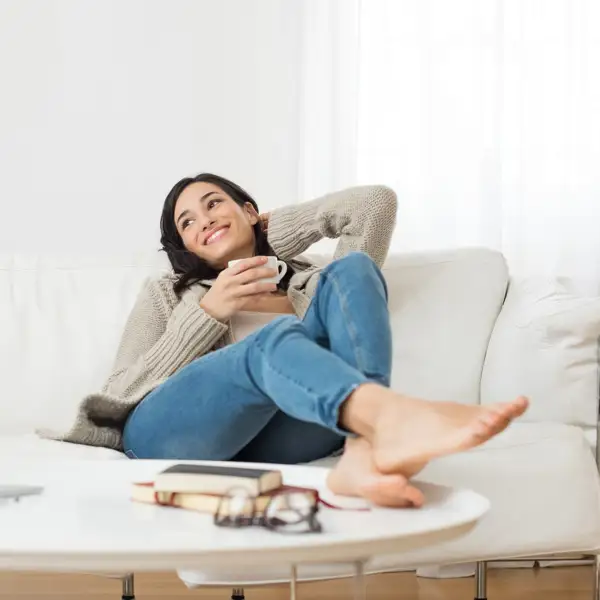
[207,199,221,209]
[182,219,193,230]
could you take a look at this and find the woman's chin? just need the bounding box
[198,248,236,269]
[192,249,225,268]
[195,241,253,268]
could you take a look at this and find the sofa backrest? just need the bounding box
[0,248,508,435]
[0,252,171,434]
[381,248,508,403]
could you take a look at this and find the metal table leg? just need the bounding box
[121,574,135,600]
[475,561,487,600]
[290,565,298,600]
[594,422,600,600]
[593,555,600,600]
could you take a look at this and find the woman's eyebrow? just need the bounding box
[176,191,220,225]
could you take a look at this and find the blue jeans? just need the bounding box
[122,252,392,464]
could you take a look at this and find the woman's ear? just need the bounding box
[243,202,260,226]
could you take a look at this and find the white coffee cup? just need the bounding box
[228,256,288,284]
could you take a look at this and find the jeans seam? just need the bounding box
[253,327,320,400]
[322,268,369,377]
[305,278,327,340]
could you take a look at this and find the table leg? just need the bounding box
[353,560,367,600]
[121,574,134,600]
[474,561,487,600]
[290,565,298,600]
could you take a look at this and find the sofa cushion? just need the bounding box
[0,434,125,461]
[481,277,600,428]
[0,252,170,435]
[381,248,508,404]
[389,421,600,565]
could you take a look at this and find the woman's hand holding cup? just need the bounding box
[199,256,286,322]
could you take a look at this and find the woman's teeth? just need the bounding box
[206,228,228,245]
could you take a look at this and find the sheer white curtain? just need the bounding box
[297,0,360,203]
[303,0,600,290]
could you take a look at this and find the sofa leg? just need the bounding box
[475,561,487,600]
[122,573,135,600]
[593,555,600,600]
[231,588,245,599]
[595,419,600,600]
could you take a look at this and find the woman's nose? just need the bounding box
[200,216,216,231]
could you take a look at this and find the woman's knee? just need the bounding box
[323,252,387,295]
[328,252,379,276]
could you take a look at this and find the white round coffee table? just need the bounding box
[0,459,489,598]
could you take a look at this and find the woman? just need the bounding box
[51,173,528,507]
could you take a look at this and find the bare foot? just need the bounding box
[327,437,425,508]
[341,385,529,475]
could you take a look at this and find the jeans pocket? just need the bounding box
[124,448,138,460]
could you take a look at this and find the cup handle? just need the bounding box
[276,260,288,282]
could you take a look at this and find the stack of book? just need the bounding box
[131,464,313,514]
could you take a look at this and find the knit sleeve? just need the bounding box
[101,278,228,398]
[266,185,398,268]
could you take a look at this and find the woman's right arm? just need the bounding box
[101,278,228,397]
[267,185,398,268]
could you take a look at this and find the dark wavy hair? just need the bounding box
[160,173,291,296]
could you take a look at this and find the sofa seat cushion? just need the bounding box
[178,422,600,586]
[389,422,600,566]
[0,434,126,461]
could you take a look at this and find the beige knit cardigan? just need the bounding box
[40,185,397,451]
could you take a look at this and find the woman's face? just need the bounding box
[174,181,259,269]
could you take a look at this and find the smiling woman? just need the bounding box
[160,173,286,296]
[41,172,529,509]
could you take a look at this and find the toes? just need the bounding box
[486,403,516,421]
[487,403,513,418]
[480,411,510,431]
[484,397,529,429]
[511,396,529,416]
[361,475,425,508]
[471,412,510,441]
[491,397,529,420]
[403,483,426,507]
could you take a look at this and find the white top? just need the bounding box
[0,459,489,573]
[230,311,282,342]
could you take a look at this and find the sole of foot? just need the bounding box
[372,394,529,475]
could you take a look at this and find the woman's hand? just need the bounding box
[259,212,270,232]
[199,256,278,322]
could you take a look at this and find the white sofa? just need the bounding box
[1,248,600,597]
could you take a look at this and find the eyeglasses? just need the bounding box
[214,486,322,534]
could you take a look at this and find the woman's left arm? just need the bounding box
[267,185,398,268]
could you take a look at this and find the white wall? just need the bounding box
[0,0,303,254]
